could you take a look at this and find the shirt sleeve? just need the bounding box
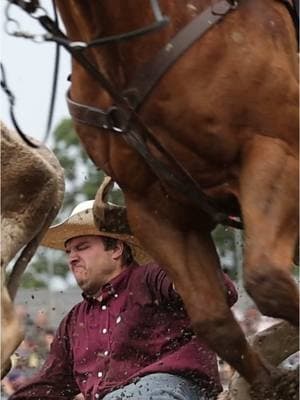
[9,313,80,400]
[145,262,238,307]
[145,262,179,304]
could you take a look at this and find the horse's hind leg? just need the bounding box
[240,134,299,326]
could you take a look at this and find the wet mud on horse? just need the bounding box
[16,0,298,397]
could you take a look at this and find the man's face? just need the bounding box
[65,235,124,296]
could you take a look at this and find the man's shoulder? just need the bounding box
[63,299,88,321]
[129,262,170,293]
[130,261,163,278]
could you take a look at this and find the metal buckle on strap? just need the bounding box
[212,0,237,16]
[106,106,130,133]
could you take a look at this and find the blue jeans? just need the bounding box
[102,373,212,399]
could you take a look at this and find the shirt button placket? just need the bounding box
[100,302,109,380]
[101,302,108,335]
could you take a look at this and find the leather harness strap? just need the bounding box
[66,0,244,229]
[124,1,237,110]
[67,0,235,120]
[67,93,110,131]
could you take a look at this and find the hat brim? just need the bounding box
[41,209,151,264]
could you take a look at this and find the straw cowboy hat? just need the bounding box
[42,177,150,264]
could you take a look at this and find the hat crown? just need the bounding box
[70,200,94,216]
[41,177,151,263]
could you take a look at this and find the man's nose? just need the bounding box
[68,250,80,265]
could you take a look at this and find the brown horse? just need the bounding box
[56,0,298,396]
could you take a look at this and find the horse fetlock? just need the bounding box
[244,269,299,326]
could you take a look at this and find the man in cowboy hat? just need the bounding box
[10,178,237,400]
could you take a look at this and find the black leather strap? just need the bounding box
[125,0,234,109]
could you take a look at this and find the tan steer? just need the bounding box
[1,121,65,377]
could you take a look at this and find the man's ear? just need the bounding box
[111,240,124,260]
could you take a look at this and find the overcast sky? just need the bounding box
[1,2,70,145]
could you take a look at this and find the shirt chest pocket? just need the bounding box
[88,312,102,329]
[83,304,110,329]
[71,308,107,353]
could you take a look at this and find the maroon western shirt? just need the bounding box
[10,262,237,400]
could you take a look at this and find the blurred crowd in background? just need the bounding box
[1,304,298,398]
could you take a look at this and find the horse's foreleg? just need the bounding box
[240,135,299,326]
[125,183,271,384]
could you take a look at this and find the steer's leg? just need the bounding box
[125,182,271,385]
[1,272,24,378]
[240,135,299,326]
